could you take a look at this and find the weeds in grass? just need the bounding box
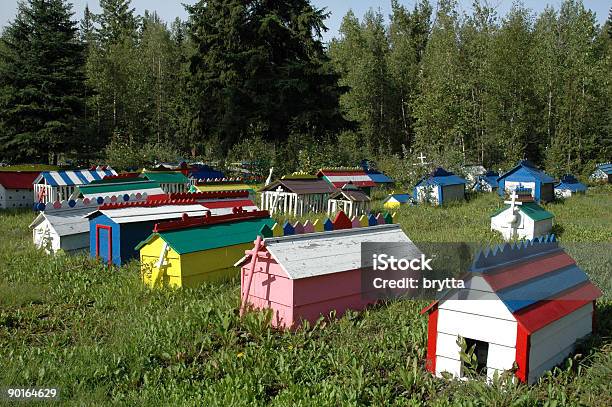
[0,188,610,404]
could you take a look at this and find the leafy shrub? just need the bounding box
[105,139,182,171]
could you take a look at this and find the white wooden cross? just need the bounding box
[417,152,427,165]
[504,190,522,212]
[270,185,283,215]
[504,190,523,229]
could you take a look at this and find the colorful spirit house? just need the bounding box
[237,223,418,329]
[497,160,555,203]
[471,171,499,192]
[136,210,274,288]
[33,167,117,204]
[554,175,587,198]
[29,195,147,254]
[327,183,370,218]
[317,167,377,195]
[383,193,413,209]
[590,163,612,183]
[77,180,166,201]
[141,171,189,194]
[0,171,39,209]
[361,160,395,187]
[188,179,255,200]
[86,200,209,265]
[30,200,97,253]
[413,168,466,205]
[491,190,553,241]
[260,173,337,216]
[422,236,602,384]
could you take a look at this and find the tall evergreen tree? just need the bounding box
[329,10,392,154]
[0,0,86,163]
[413,0,470,165]
[486,4,537,165]
[387,0,431,151]
[186,0,347,154]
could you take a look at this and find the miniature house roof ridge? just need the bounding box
[169,190,250,200]
[153,209,270,233]
[195,177,246,184]
[263,223,401,244]
[36,192,149,212]
[98,198,198,210]
[471,235,559,272]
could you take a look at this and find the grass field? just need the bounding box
[0,187,610,405]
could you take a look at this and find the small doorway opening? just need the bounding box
[462,338,489,376]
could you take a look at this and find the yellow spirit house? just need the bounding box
[137,210,274,288]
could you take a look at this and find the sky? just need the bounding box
[0,1,609,43]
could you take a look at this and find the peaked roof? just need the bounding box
[261,224,419,280]
[361,161,395,184]
[261,178,337,194]
[34,168,117,186]
[85,203,209,224]
[136,216,274,254]
[317,168,377,188]
[77,180,165,198]
[0,171,39,189]
[385,193,412,204]
[415,167,466,187]
[423,236,602,333]
[595,163,612,175]
[329,183,370,201]
[141,172,189,184]
[29,206,92,236]
[189,165,225,180]
[491,201,554,221]
[555,175,587,192]
[498,160,555,184]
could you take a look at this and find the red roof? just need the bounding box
[202,199,255,209]
[317,169,377,188]
[0,171,39,189]
[422,238,602,333]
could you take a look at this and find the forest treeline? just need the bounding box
[0,0,610,178]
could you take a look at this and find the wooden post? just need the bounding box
[240,236,262,315]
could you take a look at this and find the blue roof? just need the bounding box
[189,165,225,180]
[498,160,555,184]
[555,175,587,192]
[475,171,499,189]
[367,172,395,184]
[498,265,589,313]
[416,168,466,187]
[38,169,116,186]
[360,160,395,184]
[386,193,411,203]
[596,163,612,175]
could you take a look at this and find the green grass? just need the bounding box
[0,187,610,405]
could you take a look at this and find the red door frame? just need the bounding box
[96,224,113,265]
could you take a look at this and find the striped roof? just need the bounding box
[415,168,466,187]
[423,236,602,333]
[317,168,377,188]
[555,175,587,192]
[35,168,117,186]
